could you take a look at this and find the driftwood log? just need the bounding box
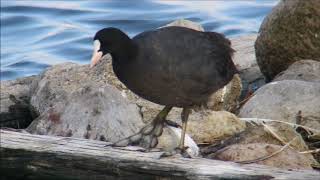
[1,129,319,180]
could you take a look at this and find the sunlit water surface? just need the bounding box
[1,0,277,80]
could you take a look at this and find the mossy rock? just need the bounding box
[255,0,320,81]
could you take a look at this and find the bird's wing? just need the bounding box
[132,26,236,99]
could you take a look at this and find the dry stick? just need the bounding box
[262,123,295,150]
[242,118,319,153]
[236,137,298,164]
[240,118,320,134]
[259,121,320,155]
[299,149,320,154]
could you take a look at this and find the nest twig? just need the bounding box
[240,118,320,134]
[299,149,320,154]
[236,137,298,164]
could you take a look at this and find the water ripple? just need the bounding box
[1,0,277,80]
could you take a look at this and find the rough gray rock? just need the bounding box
[26,62,144,142]
[215,143,314,170]
[207,74,242,112]
[30,63,109,114]
[162,19,204,31]
[231,34,258,72]
[26,62,199,155]
[231,34,266,98]
[274,60,320,83]
[203,120,318,168]
[255,0,320,81]
[27,83,144,142]
[239,80,320,130]
[234,122,317,165]
[186,111,245,144]
[0,76,39,128]
[238,123,311,152]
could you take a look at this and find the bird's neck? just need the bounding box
[111,47,136,86]
[111,40,137,65]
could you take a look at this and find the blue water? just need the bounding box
[0,0,277,80]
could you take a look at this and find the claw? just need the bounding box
[109,106,172,151]
[130,133,142,143]
[111,119,164,149]
[141,123,154,135]
[112,138,130,147]
[151,136,158,147]
[153,123,163,136]
[160,146,191,158]
[164,120,181,128]
[141,135,152,145]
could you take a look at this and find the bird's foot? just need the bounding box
[160,146,191,158]
[164,119,181,128]
[110,117,164,150]
[110,106,172,150]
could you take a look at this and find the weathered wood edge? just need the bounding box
[1,129,319,180]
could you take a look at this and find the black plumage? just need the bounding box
[91,26,238,155]
[99,26,236,107]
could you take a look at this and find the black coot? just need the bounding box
[90,26,237,155]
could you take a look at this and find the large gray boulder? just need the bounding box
[239,80,320,130]
[30,63,109,114]
[231,34,258,73]
[26,62,199,155]
[27,83,144,142]
[274,60,320,83]
[23,62,143,141]
[27,62,146,142]
[255,0,320,81]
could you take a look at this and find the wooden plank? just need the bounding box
[1,129,319,180]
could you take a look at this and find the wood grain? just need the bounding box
[1,129,319,180]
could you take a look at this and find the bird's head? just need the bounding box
[90,27,132,67]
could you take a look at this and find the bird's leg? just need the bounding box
[160,107,192,158]
[111,106,172,150]
[179,107,191,150]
